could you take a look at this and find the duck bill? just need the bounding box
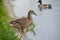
[34,13,37,16]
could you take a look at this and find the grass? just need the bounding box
[0,0,19,40]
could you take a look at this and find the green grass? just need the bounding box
[0,0,19,40]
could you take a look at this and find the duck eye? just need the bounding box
[15,21,18,23]
[16,22,18,23]
[10,21,14,24]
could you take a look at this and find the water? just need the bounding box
[12,0,60,40]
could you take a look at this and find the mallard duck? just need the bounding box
[38,4,52,9]
[10,10,37,33]
[38,0,42,4]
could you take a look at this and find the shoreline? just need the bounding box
[4,0,16,19]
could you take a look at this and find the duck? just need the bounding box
[38,0,42,4]
[38,4,52,9]
[10,10,37,33]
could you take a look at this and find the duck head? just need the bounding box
[28,10,37,20]
[28,10,37,16]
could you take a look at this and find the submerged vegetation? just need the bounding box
[0,0,19,40]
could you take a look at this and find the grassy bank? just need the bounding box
[0,0,19,40]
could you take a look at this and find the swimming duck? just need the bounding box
[10,10,37,33]
[38,0,42,4]
[38,4,52,9]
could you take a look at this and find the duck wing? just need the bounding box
[17,17,32,28]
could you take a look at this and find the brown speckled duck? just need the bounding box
[10,10,37,33]
[38,4,52,9]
